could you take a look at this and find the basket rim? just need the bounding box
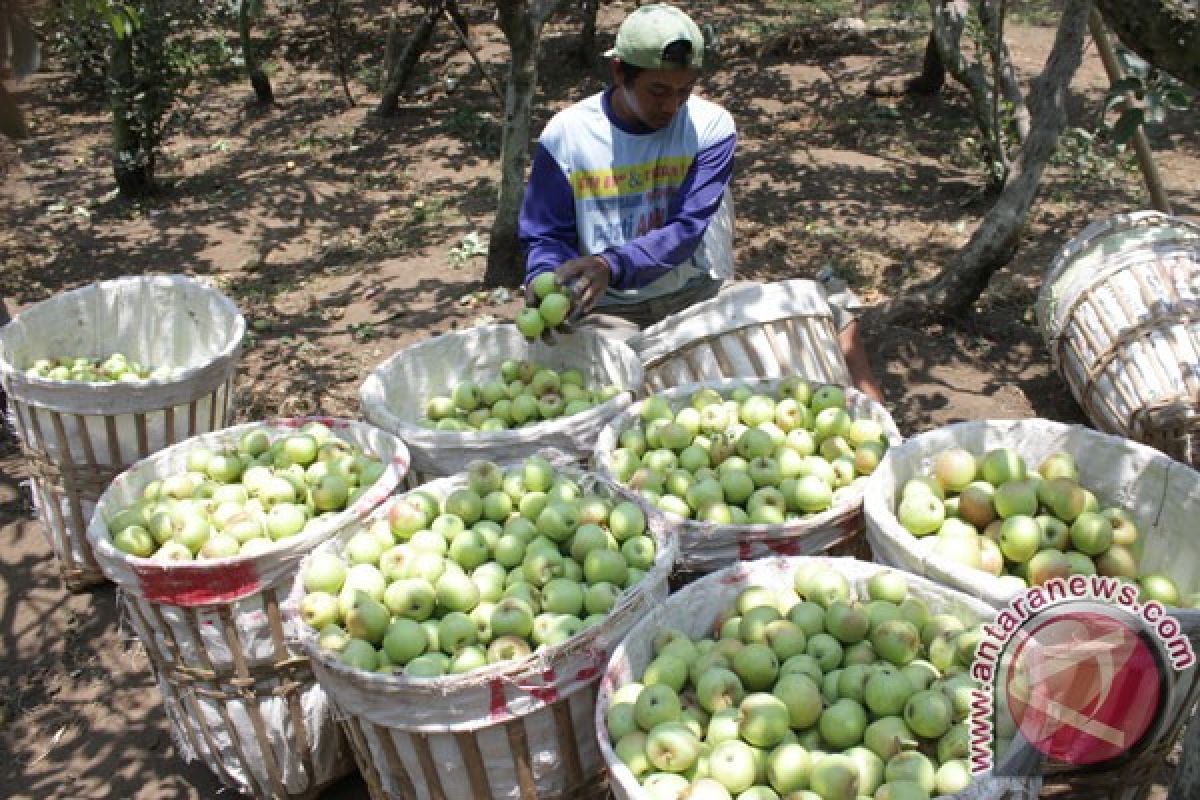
[1036,211,1200,342]
[630,278,840,365]
[0,273,247,388]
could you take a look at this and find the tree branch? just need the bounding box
[886,0,1092,325]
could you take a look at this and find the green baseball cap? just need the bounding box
[604,4,705,70]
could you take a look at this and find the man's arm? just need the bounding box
[603,132,736,291]
[518,143,580,282]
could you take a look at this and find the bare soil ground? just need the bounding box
[1,1,1197,797]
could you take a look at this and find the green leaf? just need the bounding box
[1117,48,1151,78]
[1164,88,1192,111]
[108,9,126,38]
[1145,95,1166,125]
[1111,108,1144,146]
[121,3,141,29]
[1103,92,1129,116]
[1108,77,1143,96]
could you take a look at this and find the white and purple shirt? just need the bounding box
[519,89,737,306]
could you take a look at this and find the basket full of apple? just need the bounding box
[85,417,409,798]
[594,376,902,577]
[595,556,1034,800]
[863,418,1200,798]
[286,455,677,800]
[0,273,246,589]
[360,319,643,480]
[863,419,1200,611]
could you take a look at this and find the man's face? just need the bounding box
[615,64,698,130]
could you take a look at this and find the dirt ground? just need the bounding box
[1,1,1198,797]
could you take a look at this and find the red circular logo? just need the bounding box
[1003,610,1162,765]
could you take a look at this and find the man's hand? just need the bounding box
[556,255,611,320]
[522,256,610,341]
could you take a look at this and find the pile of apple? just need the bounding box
[105,421,387,560]
[299,456,659,677]
[896,447,1194,606]
[606,378,890,525]
[515,272,574,340]
[26,352,179,383]
[605,566,983,800]
[420,360,621,432]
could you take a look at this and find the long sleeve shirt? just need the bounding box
[519,89,736,306]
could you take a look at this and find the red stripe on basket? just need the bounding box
[134,561,261,606]
[575,651,607,683]
[575,665,601,682]
[488,678,510,721]
[766,539,801,556]
[737,538,753,561]
[517,668,560,705]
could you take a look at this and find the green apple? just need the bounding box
[635,683,682,731]
[903,689,953,739]
[810,753,860,800]
[515,308,545,340]
[644,719,702,773]
[383,578,436,620]
[897,494,944,537]
[707,738,758,795]
[344,590,390,644]
[819,697,868,750]
[738,692,791,748]
[113,524,157,557]
[339,639,379,672]
[383,618,428,664]
[773,672,822,729]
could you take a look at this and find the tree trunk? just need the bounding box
[1094,0,1200,90]
[329,0,354,105]
[485,1,565,287]
[109,27,154,197]
[978,0,1031,142]
[485,3,544,287]
[377,0,443,117]
[238,0,274,105]
[885,0,1092,325]
[912,32,946,94]
[580,0,600,66]
[0,82,28,139]
[928,0,1009,184]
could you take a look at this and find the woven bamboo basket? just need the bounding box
[1036,210,1200,467]
[86,417,410,799]
[596,555,1039,800]
[593,376,901,581]
[630,279,853,393]
[863,418,1200,798]
[0,275,245,590]
[360,324,643,482]
[286,466,678,800]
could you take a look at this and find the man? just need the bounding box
[518,3,882,401]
